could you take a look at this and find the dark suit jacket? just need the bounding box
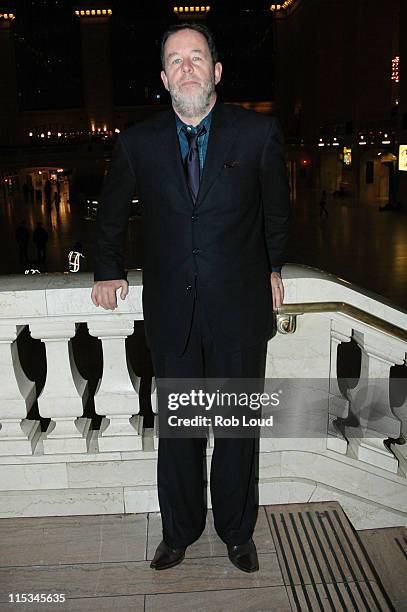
[94,101,291,355]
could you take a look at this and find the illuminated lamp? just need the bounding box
[391,57,399,83]
[343,147,352,165]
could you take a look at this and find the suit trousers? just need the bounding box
[150,294,268,549]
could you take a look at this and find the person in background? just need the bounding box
[319,189,328,217]
[33,222,48,264]
[15,220,30,264]
[54,190,61,216]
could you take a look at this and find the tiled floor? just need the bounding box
[358,527,407,612]
[0,502,403,612]
[1,190,407,310]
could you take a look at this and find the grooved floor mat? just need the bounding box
[266,501,396,612]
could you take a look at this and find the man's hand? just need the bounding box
[91,279,129,310]
[270,272,284,309]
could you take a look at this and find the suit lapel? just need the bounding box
[195,102,239,209]
[153,113,191,206]
[152,102,238,209]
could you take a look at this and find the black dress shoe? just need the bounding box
[150,540,186,570]
[227,538,259,573]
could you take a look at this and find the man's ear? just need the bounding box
[160,70,169,91]
[214,62,222,85]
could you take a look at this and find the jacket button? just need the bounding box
[186,284,193,291]
[191,215,198,221]
[192,248,201,255]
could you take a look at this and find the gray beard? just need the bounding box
[169,77,215,119]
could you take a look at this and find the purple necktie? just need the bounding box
[183,125,206,203]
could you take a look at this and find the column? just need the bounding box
[87,319,142,451]
[389,367,407,477]
[346,330,404,473]
[0,13,18,146]
[75,8,114,133]
[30,321,90,454]
[327,321,352,454]
[0,324,39,455]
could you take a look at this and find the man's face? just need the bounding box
[161,28,222,119]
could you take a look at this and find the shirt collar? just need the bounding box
[175,108,213,136]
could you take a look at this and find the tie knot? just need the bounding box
[183,124,206,147]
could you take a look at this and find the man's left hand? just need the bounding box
[270,272,284,309]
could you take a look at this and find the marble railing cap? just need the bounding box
[0,271,143,292]
[283,263,407,319]
[0,266,405,327]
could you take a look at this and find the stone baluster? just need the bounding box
[29,321,90,454]
[87,319,142,451]
[0,324,40,455]
[327,321,352,454]
[346,330,404,473]
[389,355,407,477]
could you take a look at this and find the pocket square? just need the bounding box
[223,160,240,168]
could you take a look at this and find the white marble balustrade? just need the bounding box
[0,267,406,528]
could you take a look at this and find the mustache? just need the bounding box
[178,77,202,85]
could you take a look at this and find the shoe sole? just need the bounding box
[150,553,185,570]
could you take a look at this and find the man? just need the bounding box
[15,220,30,264]
[33,221,48,265]
[92,22,291,573]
